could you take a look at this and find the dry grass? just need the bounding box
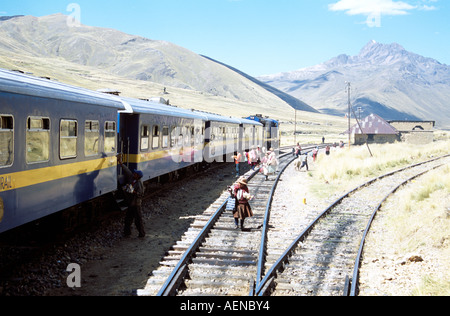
[313,141,450,192]
[382,165,450,295]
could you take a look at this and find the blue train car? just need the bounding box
[239,118,264,153]
[196,112,263,163]
[245,114,280,151]
[117,98,208,183]
[200,112,241,163]
[0,69,124,233]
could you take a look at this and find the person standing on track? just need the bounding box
[233,178,254,230]
[117,154,146,238]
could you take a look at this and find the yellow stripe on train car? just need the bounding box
[0,156,117,193]
[0,197,4,223]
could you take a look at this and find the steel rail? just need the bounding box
[253,145,328,295]
[348,161,448,296]
[156,167,261,296]
[255,154,450,296]
[254,154,297,293]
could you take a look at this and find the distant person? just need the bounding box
[233,152,243,177]
[263,148,278,181]
[295,143,302,157]
[117,154,146,238]
[299,154,309,171]
[256,146,263,165]
[312,147,319,162]
[249,146,258,170]
[326,145,331,156]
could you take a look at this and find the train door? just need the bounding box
[117,113,138,185]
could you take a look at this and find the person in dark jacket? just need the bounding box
[117,154,146,238]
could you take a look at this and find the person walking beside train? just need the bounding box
[263,148,278,181]
[233,178,254,230]
[249,146,258,170]
[256,146,263,167]
[233,151,243,177]
[117,154,146,238]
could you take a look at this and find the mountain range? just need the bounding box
[0,14,448,130]
[258,40,450,129]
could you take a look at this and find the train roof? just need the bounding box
[190,110,263,126]
[192,110,242,124]
[239,117,264,126]
[0,68,125,110]
[121,98,262,126]
[119,97,207,120]
[245,115,279,127]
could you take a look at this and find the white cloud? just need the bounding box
[329,0,415,16]
[329,0,438,27]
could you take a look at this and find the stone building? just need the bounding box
[388,120,435,144]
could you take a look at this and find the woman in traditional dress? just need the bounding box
[233,178,254,230]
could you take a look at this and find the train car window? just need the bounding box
[183,126,189,147]
[141,125,150,151]
[195,127,202,145]
[210,126,216,142]
[190,127,195,146]
[170,126,178,148]
[162,126,169,149]
[85,120,99,157]
[26,117,50,164]
[0,115,14,167]
[152,125,160,149]
[104,121,116,154]
[60,119,78,159]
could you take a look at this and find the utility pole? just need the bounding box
[346,82,374,157]
[346,82,351,148]
[294,109,297,145]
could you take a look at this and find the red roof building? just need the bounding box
[344,114,399,145]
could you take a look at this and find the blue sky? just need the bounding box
[1,0,449,76]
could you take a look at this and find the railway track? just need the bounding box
[255,154,450,296]
[136,145,319,296]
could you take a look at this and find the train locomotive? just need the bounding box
[0,69,277,234]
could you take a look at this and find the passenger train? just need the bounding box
[0,69,279,234]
